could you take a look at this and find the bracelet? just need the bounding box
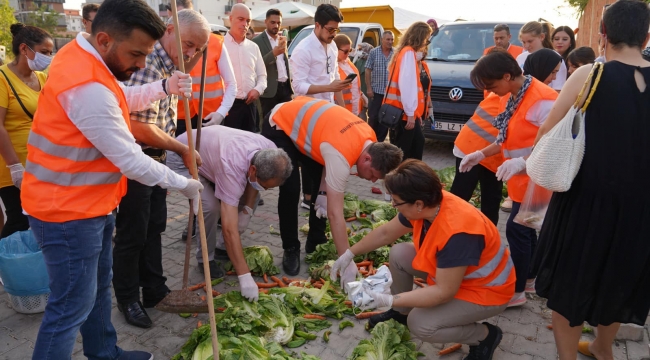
[318,191,327,195]
[161,79,168,95]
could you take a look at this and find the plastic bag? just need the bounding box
[347,265,392,310]
[0,230,50,296]
[513,181,553,230]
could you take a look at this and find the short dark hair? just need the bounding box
[367,142,403,176]
[92,0,167,41]
[314,4,343,27]
[567,46,596,67]
[385,159,443,208]
[602,0,650,49]
[82,3,99,20]
[266,8,282,18]
[470,49,522,90]
[494,24,510,35]
[10,23,52,56]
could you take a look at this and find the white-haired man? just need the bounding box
[112,9,210,329]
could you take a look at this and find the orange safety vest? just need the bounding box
[21,39,130,223]
[483,44,524,58]
[384,46,427,120]
[502,78,557,203]
[411,191,516,306]
[272,96,377,166]
[177,33,225,120]
[454,93,508,173]
[338,59,362,114]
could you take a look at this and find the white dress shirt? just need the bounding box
[212,40,238,117]
[338,60,361,115]
[56,33,189,191]
[224,32,267,99]
[265,31,288,82]
[290,31,340,103]
[397,49,420,117]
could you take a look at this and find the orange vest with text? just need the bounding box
[21,39,130,222]
[454,94,508,173]
[272,96,377,166]
[411,191,516,306]
[384,46,426,120]
[502,78,557,202]
[177,33,225,120]
[338,59,362,114]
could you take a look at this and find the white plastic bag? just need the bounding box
[347,265,392,309]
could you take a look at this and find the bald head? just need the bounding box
[229,3,252,42]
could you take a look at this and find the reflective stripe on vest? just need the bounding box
[463,241,512,287]
[290,99,337,156]
[503,146,533,159]
[26,160,122,186]
[191,74,224,99]
[485,257,514,287]
[28,132,104,162]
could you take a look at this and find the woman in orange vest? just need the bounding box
[384,21,432,161]
[331,160,515,359]
[460,50,557,308]
[334,34,367,117]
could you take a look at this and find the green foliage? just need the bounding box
[0,0,16,53]
[348,319,424,360]
[23,5,60,35]
[224,245,280,275]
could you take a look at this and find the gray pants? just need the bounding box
[390,242,507,345]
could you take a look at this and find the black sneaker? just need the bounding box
[464,323,503,360]
[214,248,230,262]
[198,260,225,279]
[119,350,153,360]
[300,199,311,209]
[368,308,408,329]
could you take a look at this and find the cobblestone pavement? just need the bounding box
[1,140,648,360]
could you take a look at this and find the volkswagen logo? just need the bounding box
[449,87,463,101]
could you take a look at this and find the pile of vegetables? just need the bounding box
[348,319,424,360]
[223,245,279,275]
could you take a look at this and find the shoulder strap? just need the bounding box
[581,62,604,111]
[382,56,399,105]
[0,69,34,120]
[573,62,603,112]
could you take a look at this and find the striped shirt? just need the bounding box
[365,46,393,95]
[125,41,177,145]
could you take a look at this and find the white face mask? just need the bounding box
[416,52,424,61]
[27,46,52,71]
[248,176,265,192]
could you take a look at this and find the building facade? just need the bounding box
[64,8,82,32]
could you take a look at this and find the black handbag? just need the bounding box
[377,62,403,129]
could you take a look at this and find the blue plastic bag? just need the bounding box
[0,230,50,296]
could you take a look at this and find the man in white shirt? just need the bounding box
[218,3,267,132]
[289,4,351,105]
[252,8,293,120]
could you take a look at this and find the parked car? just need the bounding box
[210,24,228,36]
[287,23,385,58]
[424,21,525,141]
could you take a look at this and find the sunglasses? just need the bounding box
[339,48,351,55]
[324,26,340,35]
[326,55,332,74]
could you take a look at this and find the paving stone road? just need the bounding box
[1,140,648,359]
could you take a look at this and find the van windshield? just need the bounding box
[288,27,361,57]
[427,23,523,62]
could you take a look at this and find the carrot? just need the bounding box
[546,324,553,330]
[226,271,236,275]
[271,276,287,288]
[313,283,323,289]
[310,278,317,284]
[217,307,225,312]
[356,261,372,267]
[359,270,369,276]
[188,282,205,291]
[345,216,357,222]
[200,295,206,302]
[282,276,290,284]
[192,313,198,318]
[355,311,382,319]
[259,289,269,294]
[256,282,278,288]
[197,321,203,328]
[344,300,352,306]
[438,344,462,356]
[368,264,374,274]
[360,213,367,218]
[303,314,326,320]
[263,274,269,283]
[320,278,328,284]
[212,290,220,297]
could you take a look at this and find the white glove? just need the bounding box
[314,194,327,219]
[238,206,253,234]
[496,157,526,181]
[203,112,224,127]
[362,290,394,310]
[179,179,204,215]
[7,163,24,189]
[341,262,359,293]
[167,70,192,98]
[330,249,355,282]
[459,151,485,173]
[238,273,259,302]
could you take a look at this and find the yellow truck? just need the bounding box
[339,5,402,43]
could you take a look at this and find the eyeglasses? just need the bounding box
[84,18,92,22]
[391,198,408,208]
[326,55,332,74]
[324,26,340,34]
[339,48,351,55]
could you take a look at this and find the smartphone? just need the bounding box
[281,29,289,38]
[345,73,358,82]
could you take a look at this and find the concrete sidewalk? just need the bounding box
[1,141,648,359]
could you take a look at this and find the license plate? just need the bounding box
[432,121,464,132]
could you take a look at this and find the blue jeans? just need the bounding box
[29,215,123,360]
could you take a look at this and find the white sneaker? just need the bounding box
[501,197,513,212]
[525,278,536,294]
[507,292,526,307]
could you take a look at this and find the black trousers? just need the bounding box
[449,157,503,225]
[390,118,425,161]
[0,186,29,239]
[176,114,207,137]
[507,201,538,293]
[112,178,169,304]
[262,115,326,250]
[260,81,292,120]
[368,94,389,142]
[223,99,257,133]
